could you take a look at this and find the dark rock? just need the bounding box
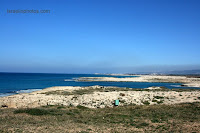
[1,105,8,108]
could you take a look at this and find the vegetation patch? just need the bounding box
[142,101,150,105]
[136,122,149,128]
[14,108,57,116]
[119,93,125,96]
[152,99,158,102]
[154,96,164,99]
[0,103,200,132]
[43,86,200,96]
[43,87,137,95]
[157,100,164,104]
[76,105,89,110]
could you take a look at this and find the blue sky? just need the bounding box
[0,0,200,73]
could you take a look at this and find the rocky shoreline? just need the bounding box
[77,75,200,87]
[1,85,200,109]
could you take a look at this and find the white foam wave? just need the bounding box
[170,85,181,87]
[64,79,74,81]
[16,89,42,94]
[0,93,16,97]
[0,89,42,97]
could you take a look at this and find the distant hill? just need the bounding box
[165,70,200,75]
[130,70,200,75]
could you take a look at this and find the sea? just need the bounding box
[0,72,199,97]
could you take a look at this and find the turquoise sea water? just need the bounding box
[0,72,199,97]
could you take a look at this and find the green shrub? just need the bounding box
[154,96,164,99]
[14,108,51,116]
[77,105,89,110]
[142,101,150,105]
[14,108,63,116]
[157,100,164,104]
[57,106,65,109]
[136,122,149,128]
[152,99,158,102]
